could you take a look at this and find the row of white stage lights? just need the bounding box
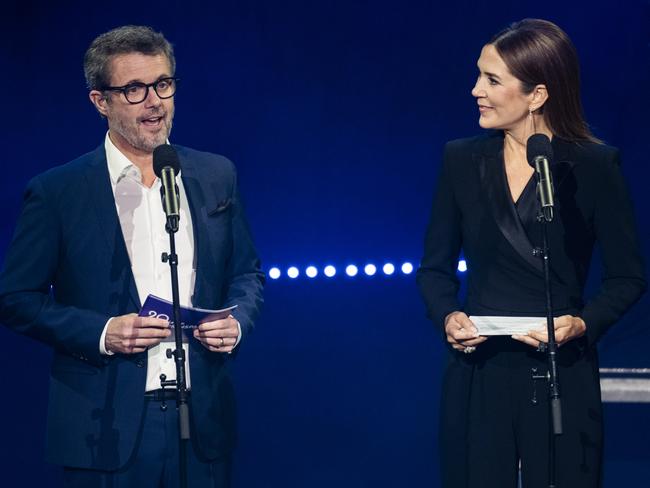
[267,260,467,280]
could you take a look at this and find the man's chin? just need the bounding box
[142,127,171,150]
[137,134,170,153]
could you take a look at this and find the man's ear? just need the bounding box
[529,84,549,112]
[89,90,109,117]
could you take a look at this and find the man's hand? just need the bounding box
[512,315,586,348]
[105,313,171,354]
[444,311,488,352]
[193,315,239,353]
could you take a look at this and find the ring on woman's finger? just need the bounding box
[463,346,476,354]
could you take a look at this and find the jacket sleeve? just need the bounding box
[222,166,265,338]
[0,176,109,366]
[416,142,463,329]
[580,150,647,346]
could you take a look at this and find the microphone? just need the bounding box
[526,134,555,222]
[153,144,181,232]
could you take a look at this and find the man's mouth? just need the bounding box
[140,115,164,127]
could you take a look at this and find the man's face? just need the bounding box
[91,53,175,155]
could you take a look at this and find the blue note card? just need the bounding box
[139,294,237,329]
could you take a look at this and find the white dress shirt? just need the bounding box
[100,133,195,391]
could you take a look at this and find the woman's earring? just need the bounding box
[529,107,537,134]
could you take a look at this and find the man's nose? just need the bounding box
[144,86,163,107]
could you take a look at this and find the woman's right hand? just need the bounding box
[444,311,488,353]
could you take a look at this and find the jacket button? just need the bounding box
[136,360,145,368]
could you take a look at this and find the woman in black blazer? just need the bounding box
[416,19,646,488]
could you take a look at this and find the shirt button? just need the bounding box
[136,359,145,368]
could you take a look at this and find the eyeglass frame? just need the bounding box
[100,77,179,104]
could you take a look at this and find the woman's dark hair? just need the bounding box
[490,18,599,143]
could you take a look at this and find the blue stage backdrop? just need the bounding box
[1,1,648,486]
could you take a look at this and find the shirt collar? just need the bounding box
[104,132,176,185]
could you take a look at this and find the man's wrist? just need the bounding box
[100,317,115,356]
[227,316,242,355]
[235,319,242,347]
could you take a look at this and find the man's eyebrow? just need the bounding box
[117,74,172,86]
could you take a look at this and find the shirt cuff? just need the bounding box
[100,318,115,356]
[227,316,242,355]
[234,319,242,348]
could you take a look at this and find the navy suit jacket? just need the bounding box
[0,144,264,469]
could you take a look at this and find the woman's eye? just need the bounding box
[488,77,499,86]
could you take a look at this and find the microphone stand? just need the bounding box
[532,205,563,488]
[161,213,190,488]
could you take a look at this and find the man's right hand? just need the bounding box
[105,313,171,354]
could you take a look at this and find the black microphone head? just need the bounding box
[153,144,180,177]
[526,134,553,168]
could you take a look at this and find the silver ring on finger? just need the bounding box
[464,346,476,354]
[219,337,225,347]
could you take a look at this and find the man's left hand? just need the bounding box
[512,315,586,348]
[193,315,240,353]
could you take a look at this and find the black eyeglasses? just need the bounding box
[101,77,179,104]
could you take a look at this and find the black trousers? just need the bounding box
[64,397,232,488]
[439,338,603,488]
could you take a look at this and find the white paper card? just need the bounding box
[469,316,547,336]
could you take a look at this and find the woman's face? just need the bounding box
[471,44,535,133]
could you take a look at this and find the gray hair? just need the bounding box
[83,25,175,90]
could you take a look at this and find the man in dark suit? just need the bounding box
[0,25,264,486]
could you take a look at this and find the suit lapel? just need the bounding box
[477,134,543,273]
[83,146,141,311]
[176,148,221,308]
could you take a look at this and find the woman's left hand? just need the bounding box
[512,315,586,348]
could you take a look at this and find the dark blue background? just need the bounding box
[1,1,648,486]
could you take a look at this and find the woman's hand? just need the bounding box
[512,315,586,348]
[444,311,488,353]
